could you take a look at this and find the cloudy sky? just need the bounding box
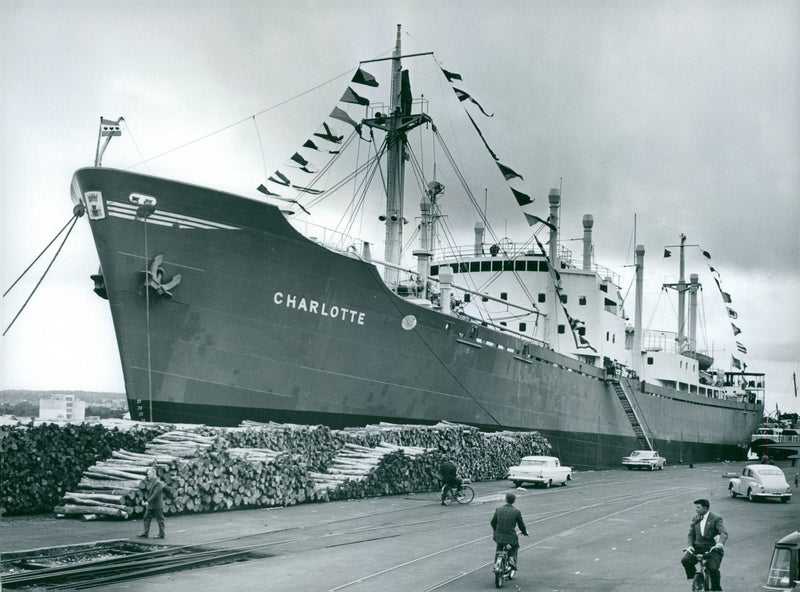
[1,0,798,415]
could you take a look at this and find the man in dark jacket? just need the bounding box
[490,492,528,575]
[138,468,166,539]
[440,459,462,505]
[681,498,727,590]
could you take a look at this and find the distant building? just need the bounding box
[38,394,85,421]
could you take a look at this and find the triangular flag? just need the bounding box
[352,67,379,87]
[341,87,370,106]
[510,187,532,206]
[440,67,462,82]
[497,162,522,181]
[314,122,344,144]
[269,171,291,186]
[291,152,309,167]
[330,107,362,136]
[663,249,671,258]
[257,184,280,197]
[465,111,498,161]
[452,87,494,117]
[524,213,556,231]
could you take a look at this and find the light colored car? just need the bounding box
[622,450,666,471]
[728,464,792,503]
[507,455,572,488]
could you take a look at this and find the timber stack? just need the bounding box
[53,421,550,519]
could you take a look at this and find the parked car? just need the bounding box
[622,450,666,471]
[728,464,792,503]
[507,455,572,488]
[763,531,800,590]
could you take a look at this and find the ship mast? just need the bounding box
[361,25,432,288]
[384,25,405,287]
[663,233,701,354]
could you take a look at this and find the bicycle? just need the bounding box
[492,543,515,588]
[441,478,475,505]
[684,549,712,591]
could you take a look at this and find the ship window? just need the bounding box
[515,261,526,271]
[579,296,587,305]
[450,263,458,273]
[606,331,610,341]
[503,260,513,271]
[600,284,608,293]
[558,325,566,334]
[538,293,546,303]
[470,262,480,272]
[430,265,439,275]
[481,261,491,272]
[560,294,568,303]
[464,293,471,303]
[492,261,502,272]
[539,261,548,272]
[527,261,538,272]
[459,262,469,273]
[500,292,508,300]
[519,322,527,332]
[612,334,615,343]
[482,296,488,302]
[647,357,654,365]
[500,321,507,327]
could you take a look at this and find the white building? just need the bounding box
[38,394,85,421]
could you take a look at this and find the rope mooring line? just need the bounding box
[3,214,81,336]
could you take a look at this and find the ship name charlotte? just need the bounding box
[273,291,366,325]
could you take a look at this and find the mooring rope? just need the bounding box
[3,213,81,336]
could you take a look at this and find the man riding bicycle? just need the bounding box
[440,459,462,505]
[681,498,727,591]
[491,492,529,576]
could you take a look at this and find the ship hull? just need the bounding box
[72,168,763,469]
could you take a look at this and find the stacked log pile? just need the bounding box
[309,442,437,500]
[336,421,551,481]
[0,422,169,516]
[46,421,550,519]
[54,430,312,519]
[204,421,346,471]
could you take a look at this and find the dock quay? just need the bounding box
[2,460,797,591]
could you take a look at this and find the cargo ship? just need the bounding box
[70,26,763,468]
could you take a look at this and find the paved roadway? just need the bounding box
[2,461,798,591]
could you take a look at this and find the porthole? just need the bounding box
[401,315,417,330]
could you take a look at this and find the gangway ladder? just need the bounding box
[611,379,653,450]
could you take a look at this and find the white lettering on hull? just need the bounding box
[273,292,366,325]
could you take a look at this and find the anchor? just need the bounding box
[142,254,181,298]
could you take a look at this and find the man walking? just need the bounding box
[490,492,528,577]
[681,498,727,591]
[138,468,166,539]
